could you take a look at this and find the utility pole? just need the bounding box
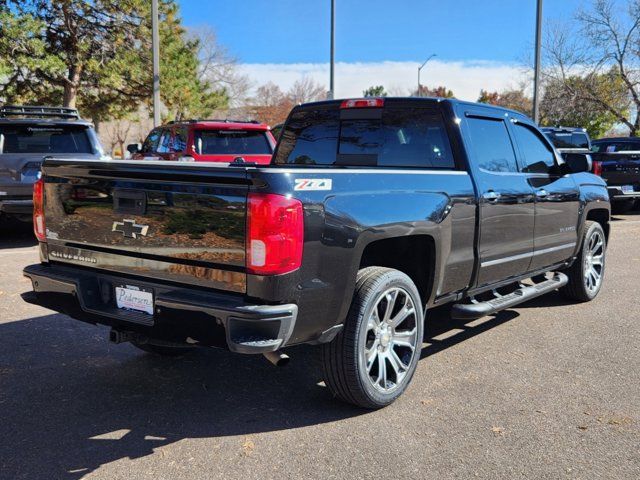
[328,0,335,99]
[532,0,543,123]
[417,54,437,97]
[152,0,161,127]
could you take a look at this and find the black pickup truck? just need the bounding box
[23,97,610,408]
[591,137,640,214]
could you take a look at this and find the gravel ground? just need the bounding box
[0,216,638,480]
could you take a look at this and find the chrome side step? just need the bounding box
[451,273,568,320]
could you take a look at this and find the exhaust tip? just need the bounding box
[263,351,290,367]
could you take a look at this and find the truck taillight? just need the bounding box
[593,160,602,176]
[33,178,46,242]
[340,98,385,109]
[246,193,303,275]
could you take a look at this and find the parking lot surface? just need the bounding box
[1,216,639,480]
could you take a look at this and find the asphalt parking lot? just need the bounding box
[1,216,638,480]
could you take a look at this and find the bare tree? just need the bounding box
[287,77,326,104]
[189,26,252,108]
[544,1,639,134]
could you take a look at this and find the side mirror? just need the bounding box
[126,143,142,154]
[562,152,592,173]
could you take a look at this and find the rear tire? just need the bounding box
[131,341,194,357]
[561,221,606,302]
[322,267,423,409]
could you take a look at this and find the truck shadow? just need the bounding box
[0,217,37,249]
[3,295,556,478]
[0,314,361,479]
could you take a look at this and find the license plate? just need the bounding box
[622,185,635,194]
[115,285,154,315]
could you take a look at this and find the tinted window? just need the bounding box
[173,127,188,152]
[275,107,455,168]
[276,109,340,165]
[544,132,589,149]
[466,117,518,172]
[194,130,272,156]
[142,128,162,153]
[514,124,556,174]
[592,141,640,153]
[0,125,92,154]
[156,129,172,153]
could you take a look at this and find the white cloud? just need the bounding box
[238,60,530,101]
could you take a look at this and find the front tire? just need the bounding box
[322,267,423,409]
[561,221,606,302]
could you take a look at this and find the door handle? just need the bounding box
[536,189,549,198]
[482,190,501,202]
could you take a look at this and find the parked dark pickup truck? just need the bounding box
[591,137,640,214]
[23,98,610,408]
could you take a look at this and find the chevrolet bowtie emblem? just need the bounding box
[112,219,149,239]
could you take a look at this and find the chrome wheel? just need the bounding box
[584,229,605,294]
[362,287,419,393]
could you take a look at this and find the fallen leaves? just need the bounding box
[491,426,504,436]
[241,438,255,456]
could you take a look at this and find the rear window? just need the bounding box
[544,131,589,149]
[194,130,272,156]
[0,125,92,154]
[274,107,455,168]
[592,141,640,153]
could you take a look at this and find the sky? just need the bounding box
[179,0,586,101]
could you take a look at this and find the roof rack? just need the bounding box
[0,105,80,119]
[167,118,260,125]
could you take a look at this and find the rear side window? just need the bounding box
[466,117,518,173]
[173,127,188,152]
[194,130,272,155]
[513,124,556,174]
[0,125,92,154]
[274,107,455,168]
[156,129,172,153]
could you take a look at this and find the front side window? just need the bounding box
[142,128,162,153]
[466,117,518,173]
[592,141,640,153]
[0,125,92,154]
[156,129,173,154]
[514,123,556,174]
[274,107,455,168]
[194,130,272,156]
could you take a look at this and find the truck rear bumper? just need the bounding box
[22,263,297,354]
[0,198,33,215]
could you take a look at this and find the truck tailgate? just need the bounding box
[41,159,252,293]
[596,152,640,187]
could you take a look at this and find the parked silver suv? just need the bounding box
[0,105,106,222]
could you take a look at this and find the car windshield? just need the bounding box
[194,130,272,156]
[544,131,589,149]
[0,125,92,154]
[591,141,640,153]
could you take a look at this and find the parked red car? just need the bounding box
[128,119,275,164]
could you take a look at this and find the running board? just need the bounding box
[451,273,568,320]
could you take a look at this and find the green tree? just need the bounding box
[540,71,629,138]
[0,1,227,126]
[363,85,387,97]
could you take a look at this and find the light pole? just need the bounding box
[532,0,543,123]
[151,0,161,127]
[328,0,335,99]
[417,54,437,97]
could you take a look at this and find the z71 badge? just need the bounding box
[294,178,333,191]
